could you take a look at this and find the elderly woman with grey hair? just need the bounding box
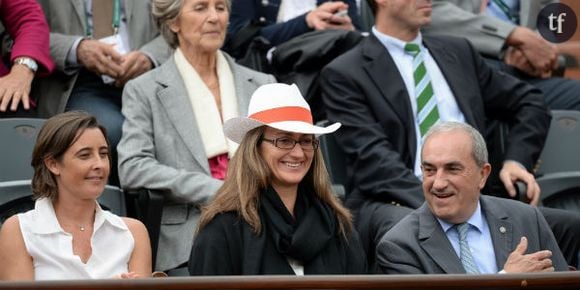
[117,0,276,272]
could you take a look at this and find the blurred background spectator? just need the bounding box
[0,0,54,117]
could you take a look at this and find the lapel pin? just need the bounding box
[499,226,506,233]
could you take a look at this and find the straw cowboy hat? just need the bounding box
[223,83,341,143]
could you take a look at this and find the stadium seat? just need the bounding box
[317,120,348,200]
[535,110,580,211]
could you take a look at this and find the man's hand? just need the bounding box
[0,65,34,112]
[506,27,558,74]
[77,39,123,78]
[503,237,554,273]
[499,161,540,206]
[305,1,354,31]
[114,51,153,87]
[504,47,552,78]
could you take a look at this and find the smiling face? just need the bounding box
[45,128,110,201]
[421,129,491,224]
[259,127,315,193]
[170,0,229,54]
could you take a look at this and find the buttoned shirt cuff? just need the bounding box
[66,37,85,69]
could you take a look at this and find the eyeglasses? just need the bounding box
[262,136,319,151]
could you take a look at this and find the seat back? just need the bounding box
[0,180,35,225]
[99,185,127,216]
[317,120,348,199]
[359,0,375,32]
[125,189,164,270]
[533,110,580,210]
[0,118,45,182]
[535,110,580,176]
[0,181,128,226]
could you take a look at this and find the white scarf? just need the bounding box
[174,48,239,158]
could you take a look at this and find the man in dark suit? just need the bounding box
[376,121,568,274]
[319,0,580,270]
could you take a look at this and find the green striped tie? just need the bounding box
[404,43,440,137]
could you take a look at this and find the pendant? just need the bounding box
[80,226,85,231]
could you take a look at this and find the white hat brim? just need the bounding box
[223,117,341,144]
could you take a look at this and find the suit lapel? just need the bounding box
[362,35,416,159]
[481,196,514,269]
[155,60,211,173]
[418,204,466,273]
[423,37,478,126]
[227,55,253,116]
[71,0,87,35]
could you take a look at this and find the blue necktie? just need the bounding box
[455,223,480,274]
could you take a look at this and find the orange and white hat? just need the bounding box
[223,83,341,143]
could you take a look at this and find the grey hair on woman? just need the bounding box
[422,121,489,167]
[152,0,232,48]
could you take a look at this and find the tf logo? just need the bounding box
[537,3,577,43]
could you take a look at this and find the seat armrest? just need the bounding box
[536,172,580,206]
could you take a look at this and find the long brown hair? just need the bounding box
[198,126,353,237]
[31,111,109,200]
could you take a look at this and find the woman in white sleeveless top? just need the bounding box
[0,111,151,280]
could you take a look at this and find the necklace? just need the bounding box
[79,225,86,231]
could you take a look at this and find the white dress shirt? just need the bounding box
[18,198,134,280]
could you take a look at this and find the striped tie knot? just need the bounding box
[456,222,470,240]
[404,43,421,57]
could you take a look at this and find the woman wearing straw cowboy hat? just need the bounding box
[188,83,367,275]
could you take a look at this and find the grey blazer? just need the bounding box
[34,0,171,117]
[425,0,552,57]
[117,53,276,271]
[376,195,568,274]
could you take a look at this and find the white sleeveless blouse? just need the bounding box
[18,198,134,280]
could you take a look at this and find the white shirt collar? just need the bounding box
[29,198,127,235]
[371,26,424,56]
[437,200,484,234]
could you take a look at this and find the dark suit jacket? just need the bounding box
[228,0,360,46]
[320,34,550,210]
[376,195,568,273]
